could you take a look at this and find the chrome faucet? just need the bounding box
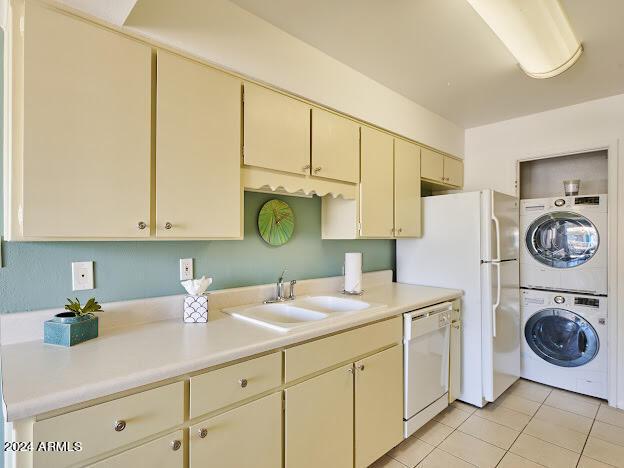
[265,270,297,303]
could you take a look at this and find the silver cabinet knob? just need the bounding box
[347,367,354,375]
[239,378,248,388]
[171,440,182,451]
[164,222,173,230]
[198,428,208,438]
[313,167,322,174]
[356,364,365,371]
[113,420,126,432]
[302,164,311,172]
[397,228,403,234]
[137,221,147,230]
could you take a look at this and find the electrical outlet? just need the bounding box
[72,261,94,291]
[180,258,193,281]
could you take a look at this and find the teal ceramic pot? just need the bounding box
[44,313,99,347]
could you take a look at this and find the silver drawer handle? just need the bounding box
[113,420,126,432]
[239,378,248,388]
[198,428,208,438]
[171,440,182,451]
[137,221,147,230]
[165,222,173,230]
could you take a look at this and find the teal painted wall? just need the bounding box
[0,192,394,313]
[0,33,394,315]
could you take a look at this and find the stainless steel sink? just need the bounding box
[223,295,383,332]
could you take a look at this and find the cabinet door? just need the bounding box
[444,156,464,187]
[156,50,241,238]
[311,108,359,183]
[285,364,354,468]
[354,345,403,468]
[22,3,151,238]
[394,139,422,238]
[421,148,444,183]
[360,127,394,238]
[88,431,183,468]
[244,82,310,175]
[190,393,281,468]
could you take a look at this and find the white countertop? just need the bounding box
[1,282,461,421]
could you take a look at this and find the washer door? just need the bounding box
[525,308,599,367]
[525,211,599,268]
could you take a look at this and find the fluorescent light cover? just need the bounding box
[466,0,582,79]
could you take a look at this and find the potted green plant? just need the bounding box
[44,298,102,347]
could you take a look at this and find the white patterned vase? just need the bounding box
[183,294,209,323]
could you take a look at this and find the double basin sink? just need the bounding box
[223,295,384,332]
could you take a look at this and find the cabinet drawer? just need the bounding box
[88,430,184,468]
[33,381,184,468]
[284,317,401,382]
[190,352,282,418]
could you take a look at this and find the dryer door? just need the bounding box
[525,308,599,367]
[525,211,599,268]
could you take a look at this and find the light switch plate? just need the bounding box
[180,258,193,281]
[72,261,94,291]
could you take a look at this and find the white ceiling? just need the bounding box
[228,0,624,128]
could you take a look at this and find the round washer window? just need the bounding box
[525,211,599,268]
[524,308,599,368]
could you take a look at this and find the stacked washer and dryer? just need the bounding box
[520,194,608,398]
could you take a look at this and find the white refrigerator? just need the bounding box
[397,190,520,407]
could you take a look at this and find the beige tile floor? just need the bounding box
[370,379,624,468]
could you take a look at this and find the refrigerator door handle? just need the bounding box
[492,262,501,338]
[491,199,501,262]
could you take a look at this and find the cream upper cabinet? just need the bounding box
[20,3,152,238]
[285,364,354,468]
[156,50,242,238]
[444,156,464,187]
[88,431,184,468]
[421,147,445,183]
[394,139,422,238]
[243,82,311,175]
[421,147,464,187]
[355,345,403,468]
[360,127,394,238]
[311,108,359,183]
[190,393,282,468]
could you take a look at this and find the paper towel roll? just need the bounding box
[344,252,362,293]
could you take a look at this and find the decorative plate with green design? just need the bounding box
[258,199,295,246]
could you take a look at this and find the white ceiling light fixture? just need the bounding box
[465,0,583,79]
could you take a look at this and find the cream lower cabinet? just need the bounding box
[156,50,242,238]
[190,392,282,468]
[88,431,183,468]
[285,345,403,468]
[285,364,355,468]
[355,345,403,468]
[360,126,395,238]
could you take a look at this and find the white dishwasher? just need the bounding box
[403,301,453,438]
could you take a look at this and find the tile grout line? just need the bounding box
[491,384,552,468]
